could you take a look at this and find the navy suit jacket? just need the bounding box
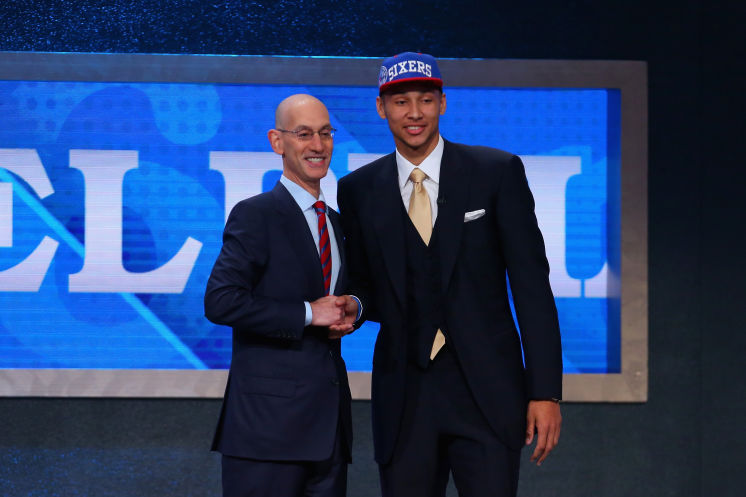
[205,181,352,462]
[337,140,562,464]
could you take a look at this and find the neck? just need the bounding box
[302,183,321,199]
[396,135,439,166]
[283,173,321,199]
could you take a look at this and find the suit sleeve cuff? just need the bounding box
[303,301,312,326]
[349,295,363,322]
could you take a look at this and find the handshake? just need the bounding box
[310,295,360,339]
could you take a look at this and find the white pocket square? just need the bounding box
[464,209,486,222]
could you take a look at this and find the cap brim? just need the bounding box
[379,77,443,94]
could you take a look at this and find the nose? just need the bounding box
[309,132,325,150]
[408,102,423,119]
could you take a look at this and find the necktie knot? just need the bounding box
[312,200,326,215]
[409,167,427,185]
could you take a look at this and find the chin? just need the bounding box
[306,167,329,178]
[403,138,429,149]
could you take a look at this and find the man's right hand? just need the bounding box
[327,295,359,338]
[310,295,345,327]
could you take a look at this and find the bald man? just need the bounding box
[205,94,357,497]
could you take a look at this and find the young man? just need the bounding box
[205,94,356,497]
[337,53,563,497]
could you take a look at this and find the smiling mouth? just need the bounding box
[305,157,326,164]
[405,125,424,134]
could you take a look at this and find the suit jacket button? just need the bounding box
[331,378,340,385]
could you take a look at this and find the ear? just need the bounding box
[376,96,387,120]
[439,92,447,116]
[268,129,284,156]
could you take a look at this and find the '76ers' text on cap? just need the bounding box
[377,52,443,94]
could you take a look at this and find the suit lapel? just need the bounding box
[271,182,326,297]
[371,155,407,308]
[435,140,471,292]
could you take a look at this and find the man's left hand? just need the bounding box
[327,295,359,339]
[525,400,562,466]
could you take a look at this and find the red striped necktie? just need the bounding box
[313,200,332,295]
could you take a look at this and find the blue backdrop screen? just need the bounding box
[0,80,620,374]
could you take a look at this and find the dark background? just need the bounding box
[1,1,744,495]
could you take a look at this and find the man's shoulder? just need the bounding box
[239,189,277,208]
[229,188,279,220]
[445,140,515,163]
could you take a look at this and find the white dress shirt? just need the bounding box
[396,135,444,226]
[279,175,340,326]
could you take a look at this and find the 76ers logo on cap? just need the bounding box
[377,52,443,93]
[378,65,388,86]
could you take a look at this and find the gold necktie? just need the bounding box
[407,168,446,360]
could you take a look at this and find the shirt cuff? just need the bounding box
[303,301,312,326]
[349,295,363,322]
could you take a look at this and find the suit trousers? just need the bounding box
[379,344,521,497]
[221,423,347,497]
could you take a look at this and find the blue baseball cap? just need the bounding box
[377,52,443,94]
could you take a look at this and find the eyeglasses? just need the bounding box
[277,127,336,141]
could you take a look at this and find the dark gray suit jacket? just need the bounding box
[205,181,352,462]
[338,140,562,464]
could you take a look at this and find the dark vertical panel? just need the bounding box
[699,2,746,497]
